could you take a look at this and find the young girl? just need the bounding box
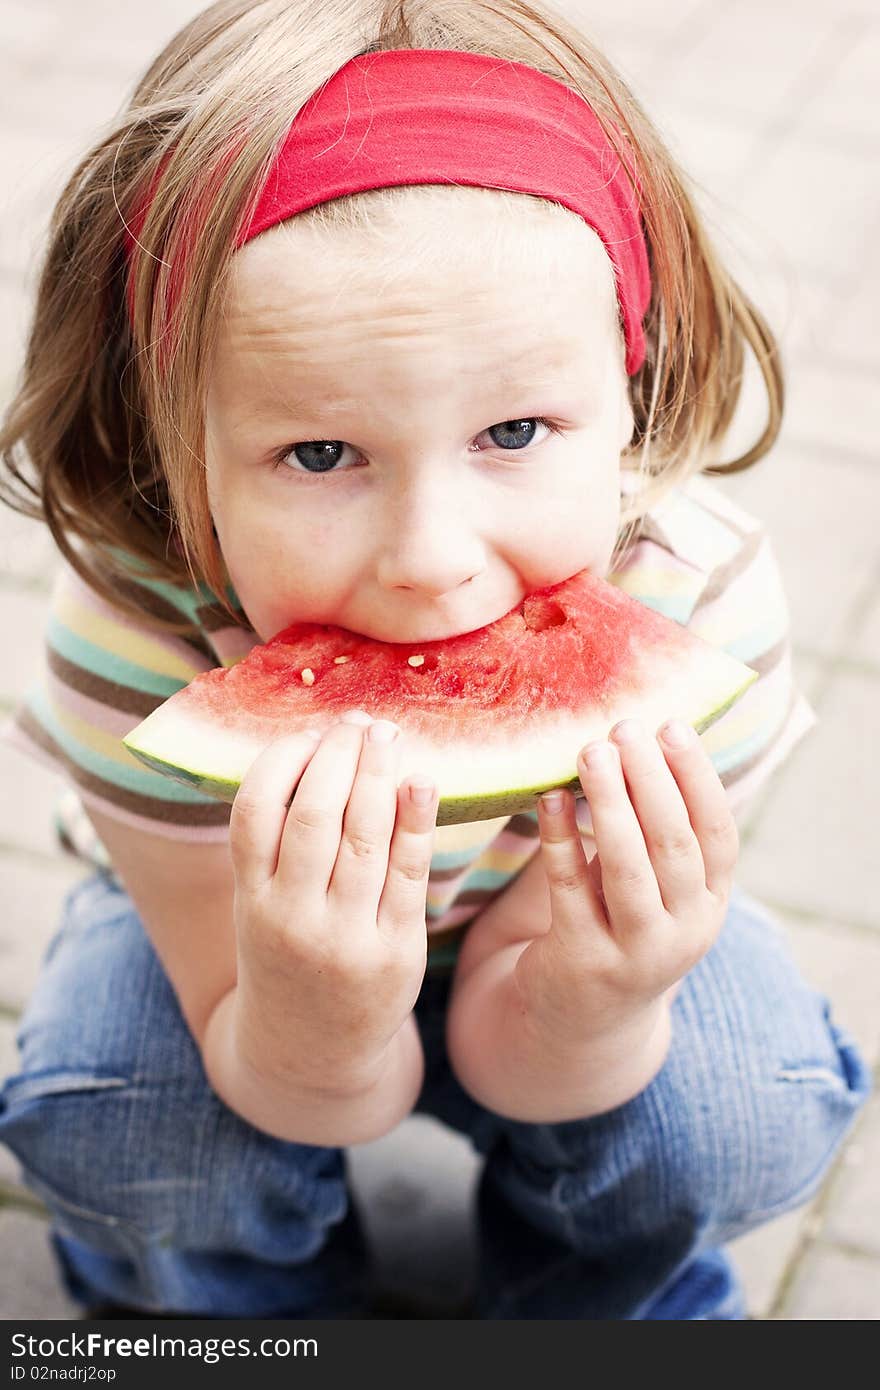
[0,0,869,1321]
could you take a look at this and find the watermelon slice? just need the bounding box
[123,569,757,825]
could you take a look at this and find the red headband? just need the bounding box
[127,48,651,374]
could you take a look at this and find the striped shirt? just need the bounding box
[3,475,816,967]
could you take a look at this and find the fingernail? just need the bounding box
[581,740,613,770]
[341,709,372,725]
[661,719,696,749]
[409,780,435,807]
[540,790,564,813]
[610,719,643,745]
[368,719,399,743]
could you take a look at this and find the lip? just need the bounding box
[365,602,521,645]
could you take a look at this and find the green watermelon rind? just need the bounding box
[124,666,757,827]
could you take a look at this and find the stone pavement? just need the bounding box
[0,0,878,1320]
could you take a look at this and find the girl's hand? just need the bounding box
[515,718,739,1050]
[228,710,438,1094]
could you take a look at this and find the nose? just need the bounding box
[375,476,487,596]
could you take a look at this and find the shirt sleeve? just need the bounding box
[2,561,235,856]
[685,525,817,821]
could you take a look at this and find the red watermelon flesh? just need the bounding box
[123,568,757,825]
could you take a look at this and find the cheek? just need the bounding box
[212,498,347,638]
[542,461,621,575]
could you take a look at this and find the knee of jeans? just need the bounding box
[0,871,349,1257]
[0,1069,350,1261]
[529,1000,871,1237]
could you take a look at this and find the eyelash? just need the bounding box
[269,417,562,476]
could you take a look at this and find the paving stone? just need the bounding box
[348,1114,479,1312]
[56,0,208,55]
[737,133,880,289]
[0,1015,26,1192]
[777,276,862,367]
[729,1206,817,1320]
[0,1152,25,1195]
[0,270,30,405]
[0,62,132,148]
[851,588,880,671]
[0,506,58,590]
[648,103,763,213]
[824,235,880,372]
[0,0,63,63]
[776,916,880,1069]
[782,361,880,463]
[0,734,66,858]
[0,128,72,281]
[564,0,713,50]
[0,851,87,1012]
[0,586,52,705]
[0,1208,79,1320]
[779,1243,880,1320]
[795,11,880,145]
[716,446,880,663]
[653,2,840,129]
[0,1014,19,1078]
[820,1093,880,1257]
[737,669,880,934]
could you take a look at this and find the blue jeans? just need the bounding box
[0,871,870,1320]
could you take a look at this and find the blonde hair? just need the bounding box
[0,0,783,635]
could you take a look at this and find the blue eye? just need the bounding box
[283,440,351,473]
[272,417,555,475]
[486,419,546,450]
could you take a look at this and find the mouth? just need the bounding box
[366,602,521,646]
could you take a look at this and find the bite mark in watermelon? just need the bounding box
[123,569,758,825]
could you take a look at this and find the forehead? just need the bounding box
[212,191,622,402]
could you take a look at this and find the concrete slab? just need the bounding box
[349,1115,478,1314]
[0,1208,79,1320]
[716,448,880,663]
[0,850,87,1012]
[736,133,880,289]
[794,12,880,145]
[737,669,880,933]
[0,738,68,859]
[821,1093,880,1257]
[648,3,841,129]
[0,586,52,706]
[728,1206,818,1320]
[773,912,880,1068]
[0,505,58,590]
[779,1243,880,1320]
[851,586,880,670]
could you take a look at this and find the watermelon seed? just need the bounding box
[407,654,425,668]
[300,668,316,685]
[333,655,351,664]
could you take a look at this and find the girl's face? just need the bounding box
[205,198,634,643]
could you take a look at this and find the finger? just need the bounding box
[577,737,665,938]
[536,788,607,945]
[608,719,707,916]
[229,727,323,892]
[328,719,406,915]
[377,775,440,943]
[657,720,740,896]
[275,711,373,899]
